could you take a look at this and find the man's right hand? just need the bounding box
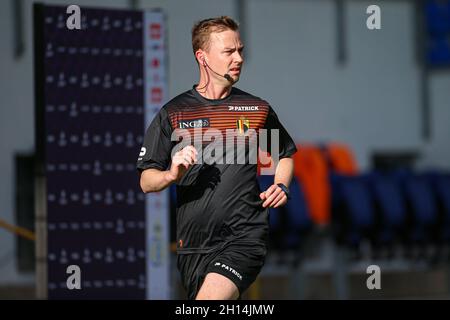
[166,146,198,183]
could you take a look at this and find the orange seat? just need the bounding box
[325,142,358,175]
[292,143,331,225]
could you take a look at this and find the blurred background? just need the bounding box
[1,0,450,299]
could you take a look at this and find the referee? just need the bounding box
[137,16,297,300]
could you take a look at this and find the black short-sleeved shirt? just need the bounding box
[137,86,297,254]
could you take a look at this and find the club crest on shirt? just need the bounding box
[236,116,250,134]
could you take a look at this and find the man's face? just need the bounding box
[203,29,244,84]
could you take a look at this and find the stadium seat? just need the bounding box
[425,1,450,34]
[257,175,312,254]
[169,183,178,243]
[322,142,358,175]
[331,174,375,248]
[366,171,407,247]
[397,172,439,244]
[282,176,313,249]
[292,143,331,225]
[257,174,283,231]
[424,171,450,243]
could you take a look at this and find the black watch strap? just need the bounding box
[277,183,291,200]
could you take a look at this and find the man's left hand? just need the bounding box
[260,184,288,208]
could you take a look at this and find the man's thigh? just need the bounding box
[195,272,239,300]
[196,242,267,299]
[178,241,267,300]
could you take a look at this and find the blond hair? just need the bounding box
[191,16,239,55]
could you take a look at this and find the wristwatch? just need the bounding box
[277,183,291,200]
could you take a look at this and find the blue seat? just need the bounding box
[428,36,450,66]
[258,175,312,251]
[169,183,177,206]
[435,173,450,242]
[257,175,283,231]
[399,173,439,244]
[424,171,450,243]
[435,173,450,221]
[366,171,407,245]
[425,1,450,34]
[331,174,375,247]
[283,176,312,248]
[169,183,178,243]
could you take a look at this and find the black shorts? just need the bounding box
[177,240,267,300]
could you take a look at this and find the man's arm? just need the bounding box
[140,145,198,193]
[260,157,294,208]
[274,157,294,187]
[140,168,176,193]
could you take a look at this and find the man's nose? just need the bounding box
[233,51,244,64]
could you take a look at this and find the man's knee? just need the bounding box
[195,272,239,300]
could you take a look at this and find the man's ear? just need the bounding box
[195,50,208,66]
[195,50,204,65]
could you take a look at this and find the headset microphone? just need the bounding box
[223,73,233,82]
[203,59,234,83]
